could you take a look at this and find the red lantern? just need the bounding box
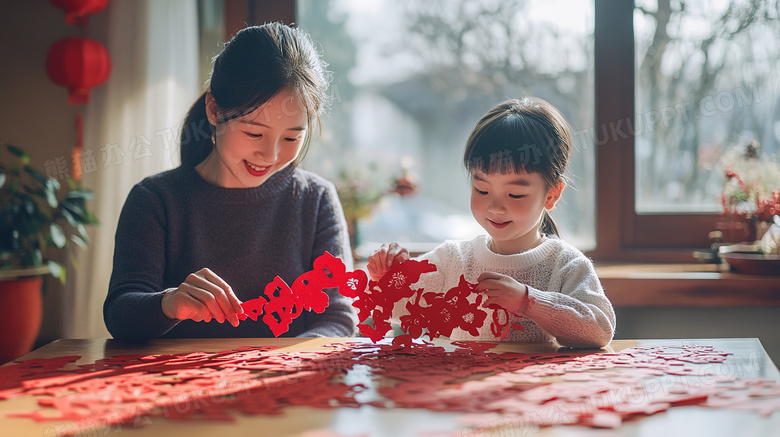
[48,0,109,27]
[46,37,111,106]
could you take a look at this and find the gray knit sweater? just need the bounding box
[104,165,358,342]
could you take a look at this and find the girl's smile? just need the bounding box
[487,219,511,229]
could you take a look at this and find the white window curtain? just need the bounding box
[64,0,200,339]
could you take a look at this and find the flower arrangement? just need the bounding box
[334,163,389,224]
[720,140,780,224]
[333,160,419,254]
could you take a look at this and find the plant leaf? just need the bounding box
[11,230,20,251]
[46,177,61,193]
[61,208,78,227]
[61,199,99,225]
[48,260,65,284]
[77,224,89,241]
[7,145,30,164]
[71,234,88,250]
[24,165,48,186]
[22,198,36,215]
[31,249,43,267]
[45,187,58,208]
[67,246,78,269]
[60,200,87,222]
[50,223,66,249]
[83,209,99,225]
[0,173,5,189]
[66,189,94,201]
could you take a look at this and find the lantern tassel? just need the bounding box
[73,112,84,181]
[68,88,91,106]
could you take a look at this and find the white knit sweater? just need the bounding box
[396,235,615,348]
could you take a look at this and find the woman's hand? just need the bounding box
[475,272,528,314]
[367,242,410,281]
[161,268,244,326]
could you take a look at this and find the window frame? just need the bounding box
[591,0,720,263]
[223,0,296,40]
[232,0,723,263]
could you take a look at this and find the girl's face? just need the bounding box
[470,169,563,255]
[199,88,308,188]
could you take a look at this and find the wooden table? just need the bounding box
[2,338,779,436]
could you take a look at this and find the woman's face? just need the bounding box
[198,88,308,188]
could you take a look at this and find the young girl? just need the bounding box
[368,97,615,348]
[104,23,357,342]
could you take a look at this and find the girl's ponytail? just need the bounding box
[180,91,213,167]
[463,97,572,239]
[540,210,560,237]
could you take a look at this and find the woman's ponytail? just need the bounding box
[179,91,214,167]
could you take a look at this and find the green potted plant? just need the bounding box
[0,144,98,363]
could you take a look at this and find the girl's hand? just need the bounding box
[161,268,244,327]
[475,272,528,314]
[367,242,410,281]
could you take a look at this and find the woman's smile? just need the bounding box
[244,160,270,177]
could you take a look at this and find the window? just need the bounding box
[219,0,780,262]
[197,0,224,87]
[592,0,780,260]
[298,0,596,255]
[634,0,780,214]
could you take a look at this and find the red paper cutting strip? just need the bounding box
[237,297,265,321]
[351,259,525,342]
[357,309,392,342]
[236,251,366,336]
[261,276,300,337]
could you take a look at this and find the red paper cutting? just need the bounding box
[3,342,780,436]
[356,259,437,340]
[421,275,486,339]
[260,276,301,337]
[357,310,393,343]
[372,258,437,302]
[291,269,331,313]
[488,307,524,340]
[308,251,368,299]
[236,251,366,336]
[237,298,265,322]
[399,300,427,339]
[348,258,520,342]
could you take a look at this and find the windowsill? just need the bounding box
[595,262,780,307]
[355,241,780,307]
